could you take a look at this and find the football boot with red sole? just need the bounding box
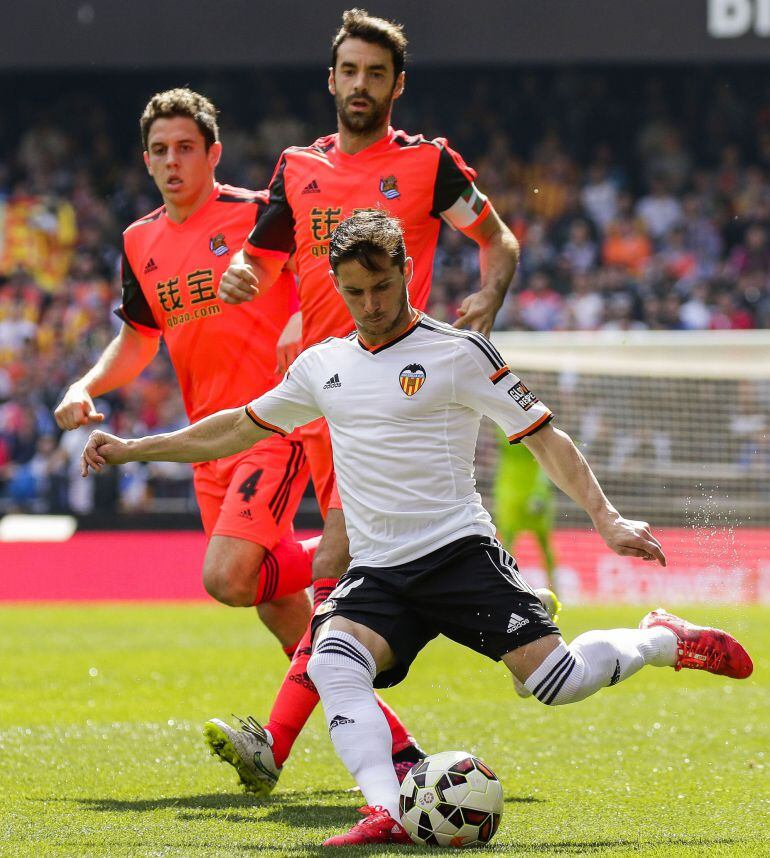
[640,608,753,679]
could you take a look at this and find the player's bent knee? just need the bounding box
[202,560,259,607]
[307,631,377,695]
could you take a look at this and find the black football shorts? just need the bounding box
[311,535,559,687]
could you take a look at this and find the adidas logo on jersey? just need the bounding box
[302,179,321,194]
[609,659,622,686]
[239,509,252,520]
[507,612,530,633]
[323,373,342,389]
[144,258,158,274]
[329,714,355,731]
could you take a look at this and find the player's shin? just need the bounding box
[307,631,400,820]
[522,628,677,705]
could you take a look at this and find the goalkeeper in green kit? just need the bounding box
[494,438,558,589]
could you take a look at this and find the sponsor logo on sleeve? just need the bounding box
[507,380,538,411]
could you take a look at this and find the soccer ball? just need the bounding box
[398,750,503,847]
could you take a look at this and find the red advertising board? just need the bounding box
[513,528,770,604]
[1,528,768,603]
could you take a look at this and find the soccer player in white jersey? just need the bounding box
[81,210,753,848]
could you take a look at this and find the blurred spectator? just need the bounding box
[558,219,598,276]
[680,281,713,330]
[517,271,564,331]
[582,160,620,231]
[636,175,683,242]
[602,215,653,275]
[727,223,770,278]
[562,272,604,330]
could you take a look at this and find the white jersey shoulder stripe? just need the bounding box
[417,318,505,371]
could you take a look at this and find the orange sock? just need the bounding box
[253,536,315,605]
[265,577,416,766]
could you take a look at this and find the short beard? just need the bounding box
[335,92,392,135]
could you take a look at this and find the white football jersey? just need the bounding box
[246,313,553,568]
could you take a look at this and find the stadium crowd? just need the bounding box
[2,67,770,513]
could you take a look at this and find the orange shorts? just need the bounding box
[193,432,309,549]
[300,417,342,518]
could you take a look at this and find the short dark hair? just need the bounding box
[331,8,408,78]
[140,88,219,151]
[329,208,406,273]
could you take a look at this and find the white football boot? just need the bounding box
[513,587,562,699]
[204,715,281,797]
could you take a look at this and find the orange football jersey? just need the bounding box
[244,128,490,348]
[117,183,296,423]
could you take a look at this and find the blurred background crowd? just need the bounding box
[2,66,770,514]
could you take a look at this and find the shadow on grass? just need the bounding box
[535,837,759,854]
[46,789,353,815]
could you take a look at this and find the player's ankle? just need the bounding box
[392,743,425,763]
[264,723,293,768]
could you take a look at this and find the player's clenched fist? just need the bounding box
[218,260,260,304]
[54,386,105,431]
[81,430,132,477]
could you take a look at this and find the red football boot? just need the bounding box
[323,806,412,847]
[640,608,753,679]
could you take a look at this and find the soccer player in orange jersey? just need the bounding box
[212,9,520,794]
[53,88,318,766]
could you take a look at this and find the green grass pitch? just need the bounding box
[0,603,767,857]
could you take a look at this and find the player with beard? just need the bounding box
[210,8,534,795]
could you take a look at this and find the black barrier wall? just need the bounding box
[3,0,770,69]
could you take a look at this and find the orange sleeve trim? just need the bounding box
[508,411,553,444]
[243,240,291,261]
[490,365,510,383]
[245,406,288,437]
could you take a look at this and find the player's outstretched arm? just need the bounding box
[55,325,160,430]
[80,408,270,477]
[523,424,666,566]
[218,250,285,305]
[454,207,520,337]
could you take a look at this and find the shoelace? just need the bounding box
[354,806,389,829]
[233,714,267,740]
[680,642,724,672]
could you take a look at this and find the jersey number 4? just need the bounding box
[238,469,263,502]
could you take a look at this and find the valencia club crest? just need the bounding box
[379,175,400,200]
[209,233,229,256]
[399,363,426,396]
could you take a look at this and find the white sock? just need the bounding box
[307,631,400,819]
[524,627,677,705]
